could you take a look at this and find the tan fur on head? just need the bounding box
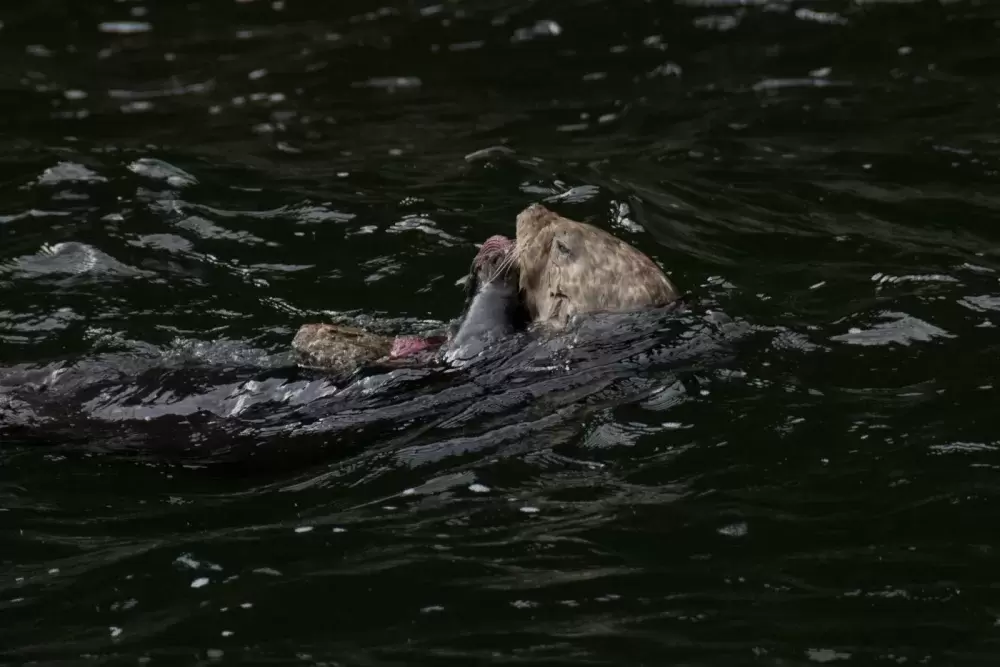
[514,203,680,330]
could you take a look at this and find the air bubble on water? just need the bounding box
[294,525,313,534]
[191,577,210,588]
[128,158,198,187]
[110,626,123,638]
[512,19,562,42]
[519,506,540,514]
[122,101,153,113]
[469,483,490,493]
[358,76,422,92]
[806,648,851,663]
[38,161,107,184]
[99,22,151,33]
[718,522,748,537]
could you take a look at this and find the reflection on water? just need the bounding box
[3,0,1000,664]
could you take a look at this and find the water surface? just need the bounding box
[3,0,1000,664]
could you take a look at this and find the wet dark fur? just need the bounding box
[447,246,528,352]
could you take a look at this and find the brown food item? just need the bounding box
[291,323,393,375]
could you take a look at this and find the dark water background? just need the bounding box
[4,0,1000,664]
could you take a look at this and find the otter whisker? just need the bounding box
[504,242,523,274]
[493,249,517,281]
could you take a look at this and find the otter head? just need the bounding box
[513,203,681,329]
[462,234,517,305]
[472,235,516,284]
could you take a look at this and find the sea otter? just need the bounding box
[292,235,523,375]
[513,203,681,330]
[294,203,684,373]
[1,216,748,464]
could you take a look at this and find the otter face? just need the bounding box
[472,234,516,285]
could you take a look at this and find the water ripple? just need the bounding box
[2,0,1000,664]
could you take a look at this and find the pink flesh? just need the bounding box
[389,335,444,359]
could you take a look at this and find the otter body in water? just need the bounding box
[294,204,683,373]
[1,224,751,467]
[514,203,681,330]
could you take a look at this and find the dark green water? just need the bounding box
[4,0,1000,664]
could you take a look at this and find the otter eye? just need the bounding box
[555,239,571,255]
